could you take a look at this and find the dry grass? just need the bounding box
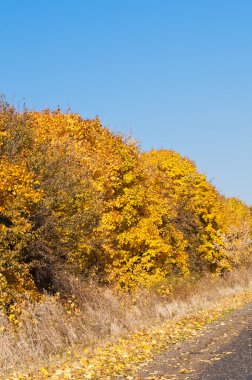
[0,267,252,377]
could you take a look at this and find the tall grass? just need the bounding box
[0,267,252,377]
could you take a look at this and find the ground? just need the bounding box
[135,302,252,380]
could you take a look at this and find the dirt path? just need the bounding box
[136,302,252,380]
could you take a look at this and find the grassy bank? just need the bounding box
[1,267,252,379]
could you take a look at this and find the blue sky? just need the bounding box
[1,1,252,204]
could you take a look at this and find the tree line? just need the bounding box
[0,99,251,311]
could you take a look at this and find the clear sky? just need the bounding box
[1,1,251,204]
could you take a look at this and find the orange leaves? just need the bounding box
[0,158,41,205]
[0,156,42,312]
[20,111,252,289]
[0,100,252,304]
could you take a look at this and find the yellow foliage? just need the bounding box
[0,101,251,304]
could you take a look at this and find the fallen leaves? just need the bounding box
[4,290,252,379]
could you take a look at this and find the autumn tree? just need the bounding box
[0,98,251,302]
